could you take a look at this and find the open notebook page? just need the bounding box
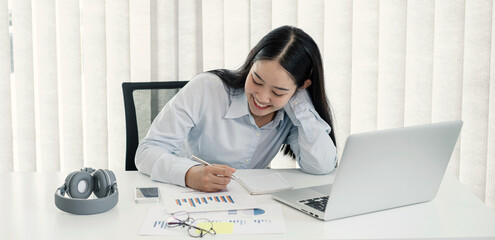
[234,171,293,195]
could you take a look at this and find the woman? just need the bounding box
[135,25,337,192]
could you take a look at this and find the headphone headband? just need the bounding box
[54,188,118,215]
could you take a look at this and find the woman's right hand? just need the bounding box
[185,164,236,192]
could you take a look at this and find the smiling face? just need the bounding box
[244,60,298,124]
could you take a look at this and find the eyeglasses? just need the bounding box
[166,211,216,238]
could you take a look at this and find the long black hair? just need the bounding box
[209,25,336,157]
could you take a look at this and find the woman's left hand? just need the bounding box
[283,89,311,125]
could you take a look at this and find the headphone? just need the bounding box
[54,167,118,215]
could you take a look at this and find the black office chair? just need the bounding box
[122,81,188,171]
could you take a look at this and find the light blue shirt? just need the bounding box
[135,72,337,187]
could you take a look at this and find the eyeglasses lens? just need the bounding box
[188,218,215,237]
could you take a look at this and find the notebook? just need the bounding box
[272,120,463,221]
[234,170,292,195]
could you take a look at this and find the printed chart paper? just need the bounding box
[161,181,258,213]
[139,204,286,235]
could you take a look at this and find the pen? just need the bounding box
[191,155,239,181]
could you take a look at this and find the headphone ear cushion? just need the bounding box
[64,171,78,186]
[107,170,116,184]
[93,169,115,198]
[66,171,94,199]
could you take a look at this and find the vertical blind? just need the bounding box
[0,0,493,210]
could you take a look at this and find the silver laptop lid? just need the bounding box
[324,120,463,220]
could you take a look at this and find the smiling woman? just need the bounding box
[135,26,338,193]
[210,25,336,160]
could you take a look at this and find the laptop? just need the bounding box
[272,120,463,221]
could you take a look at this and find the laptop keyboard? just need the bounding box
[299,196,329,212]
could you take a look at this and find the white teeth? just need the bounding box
[254,98,268,108]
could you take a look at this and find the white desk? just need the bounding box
[1,169,495,239]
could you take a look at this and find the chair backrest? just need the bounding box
[122,81,188,171]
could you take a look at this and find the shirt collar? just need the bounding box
[224,92,250,119]
[265,109,286,130]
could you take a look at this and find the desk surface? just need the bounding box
[1,169,495,240]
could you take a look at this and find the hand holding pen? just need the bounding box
[191,155,240,181]
[184,155,237,192]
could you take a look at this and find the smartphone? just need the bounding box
[135,187,160,203]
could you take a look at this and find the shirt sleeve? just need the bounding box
[134,74,211,187]
[284,90,338,174]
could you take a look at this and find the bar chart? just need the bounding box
[163,182,258,212]
[174,195,235,207]
[152,220,167,229]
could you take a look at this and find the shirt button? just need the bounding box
[256,132,260,137]
[245,159,250,164]
[293,100,298,105]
